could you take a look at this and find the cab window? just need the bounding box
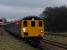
[31,21,35,27]
[39,21,42,27]
[23,21,27,26]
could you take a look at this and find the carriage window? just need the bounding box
[31,21,35,27]
[23,21,27,26]
[39,21,42,27]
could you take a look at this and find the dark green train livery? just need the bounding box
[4,21,21,37]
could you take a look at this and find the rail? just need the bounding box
[38,39,67,50]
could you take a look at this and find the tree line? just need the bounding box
[41,6,67,32]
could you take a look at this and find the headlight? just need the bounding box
[23,28,26,32]
[41,29,43,33]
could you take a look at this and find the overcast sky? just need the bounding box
[0,0,67,21]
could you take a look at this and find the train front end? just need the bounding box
[20,16,44,44]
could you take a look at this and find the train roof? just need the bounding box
[23,16,42,20]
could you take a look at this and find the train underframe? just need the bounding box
[23,36,43,46]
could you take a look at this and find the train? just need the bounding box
[4,16,44,45]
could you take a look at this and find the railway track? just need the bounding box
[23,37,67,50]
[1,27,67,50]
[38,40,67,50]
